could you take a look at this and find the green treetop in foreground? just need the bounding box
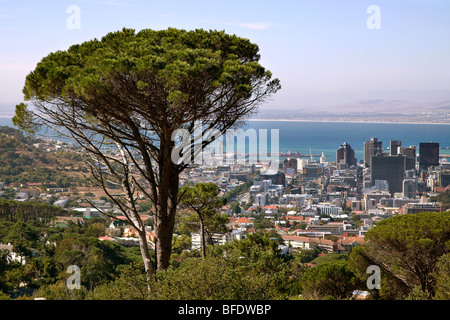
[13,27,280,285]
[178,182,228,259]
[348,211,450,299]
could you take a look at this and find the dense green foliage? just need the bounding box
[429,190,450,210]
[178,183,228,258]
[16,28,279,115]
[348,211,450,299]
[434,253,450,300]
[309,252,347,265]
[300,260,361,300]
[0,210,141,299]
[90,233,301,300]
[0,199,66,224]
[0,189,448,300]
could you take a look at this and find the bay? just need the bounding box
[239,120,450,163]
[1,117,449,162]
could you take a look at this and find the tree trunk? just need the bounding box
[199,215,206,259]
[154,163,179,270]
[154,218,175,270]
[137,229,154,293]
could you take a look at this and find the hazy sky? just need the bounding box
[1,0,450,113]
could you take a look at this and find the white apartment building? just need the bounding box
[254,193,267,207]
[316,204,342,216]
[191,231,243,250]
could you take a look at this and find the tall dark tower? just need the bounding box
[419,142,439,171]
[399,145,417,171]
[371,154,406,195]
[336,142,356,167]
[390,140,402,156]
[364,138,382,168]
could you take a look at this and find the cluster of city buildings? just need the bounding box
[2,133,449,257]
[171,137,448,254]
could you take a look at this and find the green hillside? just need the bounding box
[0,126,86,188]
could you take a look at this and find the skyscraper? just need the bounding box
[437,170,450,188]
[364,138,382,168]
[371,153,405,195]
[419,142,439,171]
[403,178,418,198]
[390,140,402,156]
[336,142,356,167]
[398,145,417,171]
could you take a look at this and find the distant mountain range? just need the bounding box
[2,100,449,124]
[253,99,450,124]
[327,99,450,113]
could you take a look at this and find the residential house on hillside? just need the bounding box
[262,205,278,219]
[108,220,127,230]
[0,243,38,265]
[335,236,365,253]
[220,205,231,216]
[281,235,319,250]
[317,238,335,253]
[235,216,254,228]
[123,225,154,239]
[262,205,278,214]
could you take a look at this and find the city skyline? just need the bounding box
[1,0,450,114]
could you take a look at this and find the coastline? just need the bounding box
[246,118,450,125]
[2,115,449,126]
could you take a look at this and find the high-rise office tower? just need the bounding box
[371,153,405,195]
[336,142,356,167]
[390,140,402,156]
[403,178,418,198]
[419,142,439,171]
[437,170,450,187]
[364,138,382,168]
[398,145,417,171]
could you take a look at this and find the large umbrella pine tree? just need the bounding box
[13,28,280,284]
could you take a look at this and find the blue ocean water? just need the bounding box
[1,117,449,162]
[241,120,450,162]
